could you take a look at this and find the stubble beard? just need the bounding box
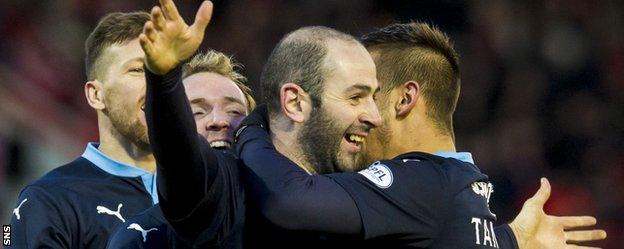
[298,106,359,174]
[299,107,340,174]
[104,98,150,151]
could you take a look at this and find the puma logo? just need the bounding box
[96,203,126,223]
[127,223,158,242]
[13,198,28,220]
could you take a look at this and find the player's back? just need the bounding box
[328,152,507,248]
[9,145,157,248]
[426,154,501,248]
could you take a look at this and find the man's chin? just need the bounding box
[334,154,364,173]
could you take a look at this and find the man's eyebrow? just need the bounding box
[121,57,144,67]
[190,96,246,106]
[190,98,206,104]
[223,96,246,106]
[346,84,379,94]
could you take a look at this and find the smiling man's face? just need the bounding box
[298,39,382,173]
[184,71,248,150]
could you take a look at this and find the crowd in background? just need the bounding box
[0,0,622,247]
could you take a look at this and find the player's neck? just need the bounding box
[98,128,156,173]
[270,118,317,175]
[387,118,456,158]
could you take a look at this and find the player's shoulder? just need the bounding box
[397,152,488,192]
[20,157,101,196]
[32,156,103,186]
[392,152,482,173]
[374,152,453,177]
[373,152,487,190]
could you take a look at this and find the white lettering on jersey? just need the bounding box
[127,223,158,242]
[471,217,499,248]
[13,199,28,220]
[358,161,393,188]
[96,203,126,223]
[471,181,497,217]
[471,181,494,203]
[471,218,481,244]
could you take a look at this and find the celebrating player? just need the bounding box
[133,0,606,248]
[234,22,607,248]
[135,0,379,247]
[106,50,255,248]
[8,12,162,248]
[135,0,251,247]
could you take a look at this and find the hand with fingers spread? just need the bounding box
[140,0,213,75]
[509,178,607,249]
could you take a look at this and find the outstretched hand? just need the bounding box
[509,178,607,249]
[139,0,213,75]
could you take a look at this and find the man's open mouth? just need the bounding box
[210,140,231,150]
[345,133,365,145]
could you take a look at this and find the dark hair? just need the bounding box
[85,11,150,81]
[361,22,460,136]
[260,26,358,114]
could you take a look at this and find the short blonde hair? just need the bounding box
[183,50,256,112]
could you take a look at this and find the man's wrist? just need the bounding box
[508,221,526,249]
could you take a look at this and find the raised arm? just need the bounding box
[140,0,216,239]
[145,65,215,221]
[235,106,362,234]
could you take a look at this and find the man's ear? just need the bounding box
[280,83,312,123]
[395,81,420,117]
[85,80,106,111]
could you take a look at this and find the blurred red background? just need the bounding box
[0,0,621,247]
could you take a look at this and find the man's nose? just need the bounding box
[360,99,382,128]
[206,112,231,131]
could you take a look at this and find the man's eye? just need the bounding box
[228,110,243,116]
[193,112,205,117]
[129,67,144,73]
[349,95,362,104]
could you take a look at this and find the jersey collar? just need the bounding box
[81,142,159,204]
[433,151,474,164]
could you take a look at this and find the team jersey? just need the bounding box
[329,152,515,248]
[9,143,158,248]
[106,204,201,249]
[236,125,519,249]
[143,67,245,248]
[106,205,170,249]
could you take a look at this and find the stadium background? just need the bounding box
[0,0,621,247]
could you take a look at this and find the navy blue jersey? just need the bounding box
[236,125,519,249]
[107,205,171,249]
[328,152,514,248]
[9,144,158,248]
[143,67,245,248]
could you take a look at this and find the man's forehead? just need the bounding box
[102,39,144,64]
[184,72,247,103]
[324,67,378,92]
